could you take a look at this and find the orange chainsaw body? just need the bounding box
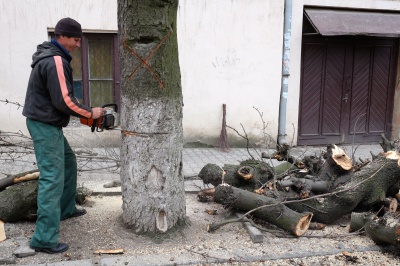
[80,103,119,132]
[80,117,103,127]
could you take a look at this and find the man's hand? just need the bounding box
[91,107,107,119]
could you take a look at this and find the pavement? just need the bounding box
[0,144,393,266]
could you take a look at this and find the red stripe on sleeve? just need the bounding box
[54,56,91,118]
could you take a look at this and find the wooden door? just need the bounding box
[298,37,397,145]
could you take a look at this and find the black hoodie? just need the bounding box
[23,40,92,127]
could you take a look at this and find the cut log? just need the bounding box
[199,160,277,191]
[365,212,400,246]
[0,169,39,191]
[213,184,313,236]
[0,180,38,222]
[286,154,400,224]
[0,180,92,222]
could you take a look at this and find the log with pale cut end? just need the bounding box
[213,184,313,236]
[331,145,352,170]
[0,169,39,191]
[237,166,254,180]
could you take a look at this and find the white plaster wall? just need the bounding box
[178,0,284,146]
[0,0,118,134]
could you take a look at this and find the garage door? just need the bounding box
[298,37,397,145]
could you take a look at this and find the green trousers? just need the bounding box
[26,118,77,248]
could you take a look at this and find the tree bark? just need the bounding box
[198,160,275,191]
[118,0,185,233]
[213,185,313,236]
[0,181,38,222]
[365,212,400,246]
[0,180,92,222]
[349,212,375,233]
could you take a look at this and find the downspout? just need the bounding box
[277,0,292,146]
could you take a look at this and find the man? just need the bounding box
[23,17,106,254]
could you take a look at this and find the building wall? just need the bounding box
[178,0,284,147]
[1,0,400,147]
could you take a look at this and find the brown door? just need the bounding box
[298,37,397,145]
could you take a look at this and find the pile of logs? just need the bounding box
[198,139,400,246]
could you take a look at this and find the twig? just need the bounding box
[226,124,256,160]
[0,99,24,109]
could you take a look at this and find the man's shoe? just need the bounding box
[71,208,87,218]
[61,208,87,221]
[30,243,69,254]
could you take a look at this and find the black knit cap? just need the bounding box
[55,17,82,38]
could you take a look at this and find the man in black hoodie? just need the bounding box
[23,18,106,254]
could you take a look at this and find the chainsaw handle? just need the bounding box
[91,120,97,132]
[101,103,118,112]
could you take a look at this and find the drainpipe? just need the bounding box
[277,0,292,146]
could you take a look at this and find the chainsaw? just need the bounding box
[80,103,120,132]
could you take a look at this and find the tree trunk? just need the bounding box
[213,185,313,236]
[118,0,185,233]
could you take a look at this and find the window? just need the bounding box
[71,34,120,108]
[61,33,121,109]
